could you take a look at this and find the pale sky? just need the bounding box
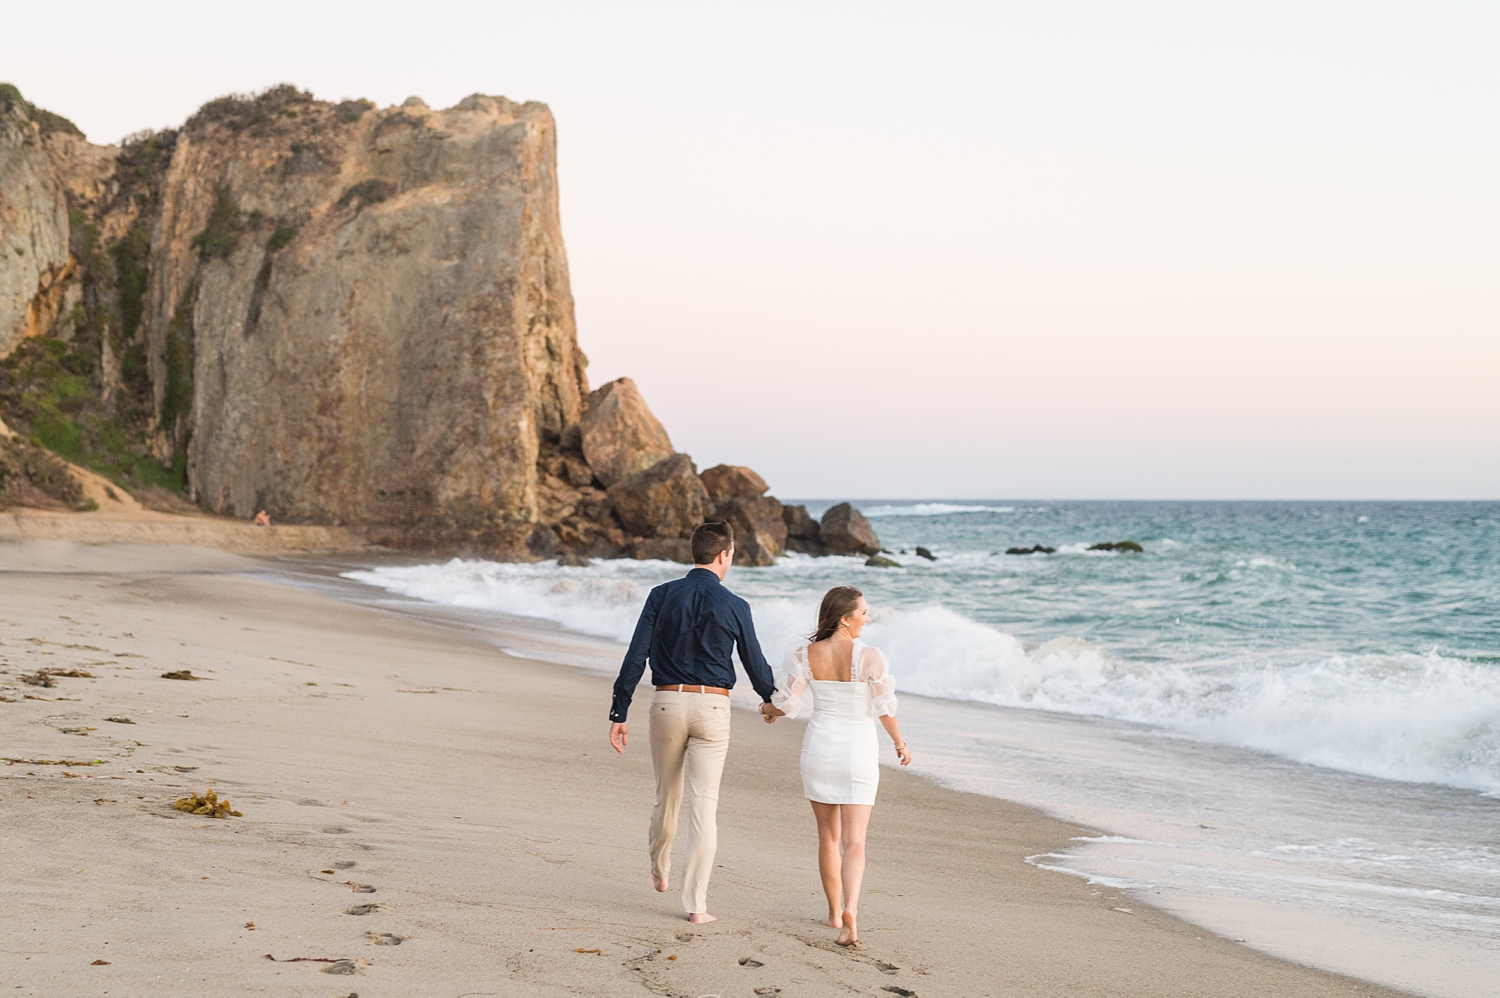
[8,1,1498,499]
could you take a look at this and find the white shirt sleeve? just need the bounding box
[771,644,811,719]
[858,644,898,718]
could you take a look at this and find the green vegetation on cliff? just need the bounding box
[112,228,150,340]
[193,188,243,259]
[186,84,314,133]
[0,435,96,511]
[0,83,83,137]
[161,284,197,431]
[0,335,184,493]
[0,124,186,496]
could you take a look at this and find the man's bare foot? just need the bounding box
[654,876,668,892]
[688,912,717,924]
[836,910,858,947]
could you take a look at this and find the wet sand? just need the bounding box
[0,541,1411,997]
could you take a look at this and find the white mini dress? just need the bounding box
[772,640,897,806]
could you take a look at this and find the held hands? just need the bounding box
[610,722,628,754]
[759,702,785,724]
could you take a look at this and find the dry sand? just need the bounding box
[1,505,366,554]
[0,431,366,553]
[0,541,1409,997]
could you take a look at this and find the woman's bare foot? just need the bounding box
[654,876,668,893]
[835,910,858,947]
[823,912,842,928]
[688,912,717,924]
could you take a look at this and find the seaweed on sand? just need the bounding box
[173,788,242,818]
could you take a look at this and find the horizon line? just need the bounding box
[781,497,1500,504]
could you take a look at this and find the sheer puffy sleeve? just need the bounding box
[771,644,811,719]
[858,645,898,717]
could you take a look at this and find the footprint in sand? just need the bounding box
[674,932,694,942]
[882,988,918,997]
[322,960,357,975]
[738,957,764,968]
[348,882,376,893]
[753,989,780,997]
[345,904,382,916]
[877,960,901,975]
[333,860,356,869]
[368,932,403,946]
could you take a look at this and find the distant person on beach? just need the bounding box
[609,520,778,923]
[252,510,271,526]
[762,586,910,947]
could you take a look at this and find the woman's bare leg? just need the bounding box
[810,801,844,927]
[836,804,873,946]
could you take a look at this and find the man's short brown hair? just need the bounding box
[691,520,734,565]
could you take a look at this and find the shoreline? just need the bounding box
[0,540,1412,997]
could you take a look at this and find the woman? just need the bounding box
[760,586,911,946]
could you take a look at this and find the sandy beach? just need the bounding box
[0,540,1411,998]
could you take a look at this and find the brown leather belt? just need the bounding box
[656,684,729,696]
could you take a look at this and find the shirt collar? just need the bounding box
[687,567,721,585]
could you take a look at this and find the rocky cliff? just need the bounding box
[0,83,878,564]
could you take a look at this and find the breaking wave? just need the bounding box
[858,503,1016,517]
[345,558,1500,795]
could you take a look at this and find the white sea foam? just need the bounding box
[867,603,1500,793]
[345,558,1500,795]
[860,503,1015,517]
[345,558,655,643]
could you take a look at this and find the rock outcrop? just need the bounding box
[580,377,673,488]
[700,464,768,500]
[607,453,712,540]
[0,434,96,511]
[782,503,825,555]
[1088,540,1144,553]
[715,494,787,566]
[819,502,882,556]
[1,85,589,553]
[699,463,786,565]
[0,87,81,358]
[1,82,885,566]
[632,537,693,563]
[170,90,588,531]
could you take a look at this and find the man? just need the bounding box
[609,520,778,923]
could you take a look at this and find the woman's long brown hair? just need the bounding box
[810,586,863,643]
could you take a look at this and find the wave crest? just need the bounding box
[859,503,1015,517]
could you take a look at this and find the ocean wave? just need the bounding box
[860,503,1016,517]
[868,603,1500,794]
[344,558,656,643]
[344,559,1500,795]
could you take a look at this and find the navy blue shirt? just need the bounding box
[609,568,777,722]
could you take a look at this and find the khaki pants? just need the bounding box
[648,689,731,914]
